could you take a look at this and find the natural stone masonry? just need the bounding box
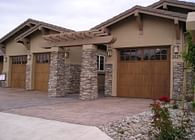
[25,54,33,90]
[48,50,65,97]
[80,45,98,100]
[64,64,81,94]
[105,64,112,96]
[25,63,31,90]
[186,69,194,96]
[173,61,184,99]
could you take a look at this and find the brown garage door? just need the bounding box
[0,56,3,73]
[34,53,50,92]
[118,47,170,99]
[11,56,27,88]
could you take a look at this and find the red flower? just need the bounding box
[159,96,170,103]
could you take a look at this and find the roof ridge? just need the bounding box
[149,0,195,8]
[0,18,74,44]
[92,5,187,29]
[25,18,74,32]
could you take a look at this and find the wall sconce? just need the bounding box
[65,48,70,59]
[3,56,7,62]
[107,46,112,57]
[173,45,179,54]
[27,54,31,61]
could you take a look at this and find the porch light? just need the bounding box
[3,56,7,62]
[27,54,31,61]
[65,48,70,59]
[173,45,179,54]
[107,46,112,57]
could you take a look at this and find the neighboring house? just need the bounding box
[0,0,195,100]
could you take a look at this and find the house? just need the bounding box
[0,0,195,100]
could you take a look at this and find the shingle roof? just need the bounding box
[0,18,74,44]
[149,0,195,9]
[92,5,187,30]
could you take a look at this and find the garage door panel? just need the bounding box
[136,85,151,98]
[34,53,50,92]
[11,56,27,89]
[118,86,129,97]
[118,47,170,99]
[128,86,136,97]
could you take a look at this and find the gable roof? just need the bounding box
[92,5,187,30]
[15,20,74,42]
[149,0,195,10]
[0,18,74,44]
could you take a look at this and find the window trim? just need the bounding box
[97,55,105,72]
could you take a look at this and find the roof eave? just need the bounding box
[92,7,187,30]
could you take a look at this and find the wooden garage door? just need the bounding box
[118,47,170,99]
[0,56,3,73]
[34,53,50,92]
[11,56,27,88]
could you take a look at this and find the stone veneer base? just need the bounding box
[80,45,98,100]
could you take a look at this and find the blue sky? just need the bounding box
[0,0,194,38]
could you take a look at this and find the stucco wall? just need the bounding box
[3,40,28,87]
[107,15,182,96]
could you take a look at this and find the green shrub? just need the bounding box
[149,100,192,140]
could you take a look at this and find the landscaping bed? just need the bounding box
[99,109,195,140]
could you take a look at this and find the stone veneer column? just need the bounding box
[173,61,184,99]
[105,64,112,96]
[48,48,65,97]
[64,64,81,94]
[80,44,98,100]
[25,53,33,90]
[186,69,194,95]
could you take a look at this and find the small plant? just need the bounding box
[171,99,179,109]
[149,97,192,140]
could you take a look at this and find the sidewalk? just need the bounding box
[0,112,112,140]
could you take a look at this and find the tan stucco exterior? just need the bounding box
[1,0,194,99]
[107,15,184,97]
[2,30,106,89]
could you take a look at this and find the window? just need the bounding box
[97,55,105,71]
[35,53,50,64]
[12,56,27,64]
[143,48,168,60]
[120,49,142,61]
[120,47,168,61]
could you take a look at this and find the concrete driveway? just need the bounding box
[0,112,112,140]
[0,88,152,126]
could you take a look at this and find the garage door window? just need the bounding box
[120,48,168,61]
[36,53,50,64]
[120,49,142,61]
[12,56,27,64]
[144,48,168,60]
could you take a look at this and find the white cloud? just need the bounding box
[0,0,194,38]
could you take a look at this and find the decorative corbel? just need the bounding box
[22,38,30,50]
[163,3,168,9]
[39,26,47,35]
[134,11,143,35]
[174,18,180,41]
[0,44,5,54]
